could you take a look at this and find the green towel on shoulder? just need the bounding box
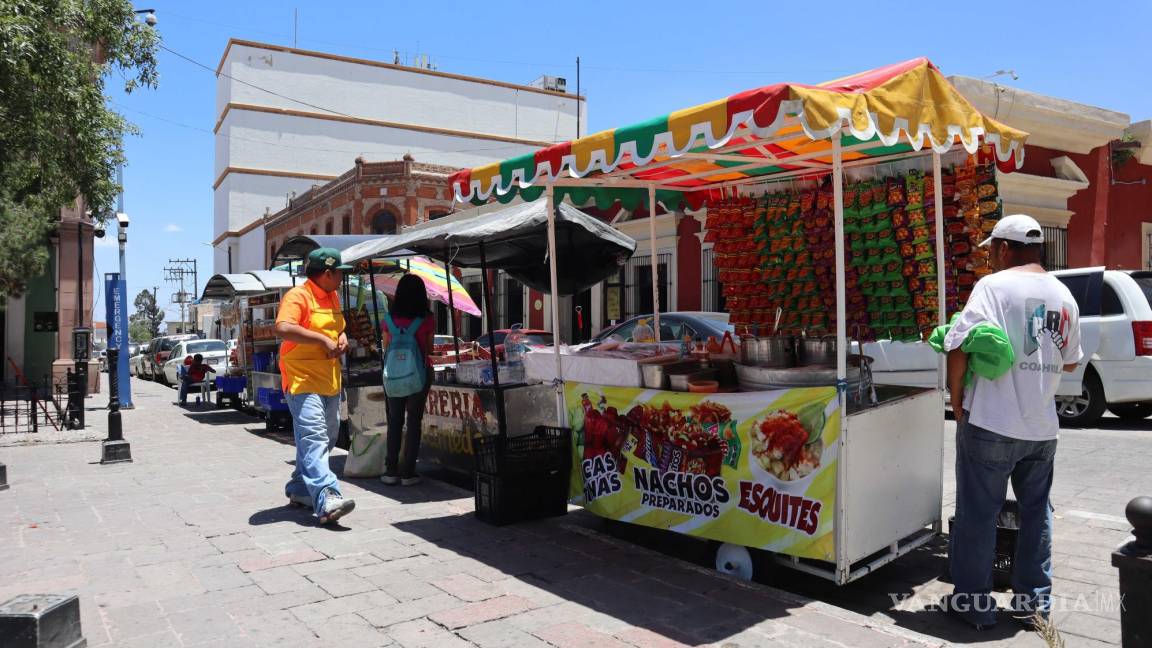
[928,313,1015,382]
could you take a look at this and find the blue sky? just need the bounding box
[98,0,1152,326]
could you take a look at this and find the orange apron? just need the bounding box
[280,286,344,396]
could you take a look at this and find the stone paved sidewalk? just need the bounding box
[0,380,947,647]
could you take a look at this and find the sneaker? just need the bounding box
[400,475,422,486]
[380,472,401,486]
[318,489,355,524]
[286,493,311,508]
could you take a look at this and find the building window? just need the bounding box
[324,220,333,235]
[341,215,351,234]
[371,209,398,235]
[1143,223,1152,270]
[1042,226,1068,270]
[701,247,726,312]
[309,226,317,235]
[428,209,449,221]
[607,253,671,323]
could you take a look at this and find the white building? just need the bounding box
[212,39,584,273]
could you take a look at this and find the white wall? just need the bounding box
[213,41,586,276]
[218,43,581,144]
[220,109,543,177]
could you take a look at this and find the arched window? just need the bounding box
[371,209,398,235]
[341,215,351,234]
[428,209,449,221]
[309,225,317,235]
[324,219,333,235]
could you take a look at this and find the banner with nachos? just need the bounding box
[566,383,840,560]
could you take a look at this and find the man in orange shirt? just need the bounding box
[274,248,355,524]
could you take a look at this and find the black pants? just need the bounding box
[385,368,432,476]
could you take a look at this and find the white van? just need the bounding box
[862,268,1152,428]
[1050,268,1152,427]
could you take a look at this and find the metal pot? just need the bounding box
[640,363,669,390]
[796,335,837,367]
[742,336,794,368]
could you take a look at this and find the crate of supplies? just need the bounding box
[215,376,247,394]
[256,387,289,412]
[474,468,569,526]
[948,499,1018,590]
[251,352,274,372]
[472,426,571,475]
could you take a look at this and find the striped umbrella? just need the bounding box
[370,256,481,317]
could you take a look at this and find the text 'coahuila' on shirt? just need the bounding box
[944,270,1082,441]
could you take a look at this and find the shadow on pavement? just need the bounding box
[392,511,809,646]
[248,504,353,531]
[338,465,475,505]
[182,409,262,426]
[1089,415,1152,432]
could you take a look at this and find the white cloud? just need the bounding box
[164,224,183,233]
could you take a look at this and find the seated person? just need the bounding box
[179,353,217,405]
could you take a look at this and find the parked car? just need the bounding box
[143,334,199,384]
[129,347,147,376]
[161,339,228,386]
[862,268,1152,428]
[591,312,734,344]
[473,329,553,360]
[1051,268,1152,427]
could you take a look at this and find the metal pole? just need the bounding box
[443,252,461,362]
[648,185,661,336]
[932,152,947,392]
[831,129,848,582]
[545,186,566,426]
[478,242,508,436]
[576,56,581,139]
[100,347,132,464]
[367,262,384,358]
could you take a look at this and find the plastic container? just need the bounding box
[504,325,525,364]
[474,469,569,526]
[687,379,719,393]
[251,352,273,372]
[631,319,656,343]
[947,499,1018,590]
[215,376,247,394]
[473,426,571,475]
[256,387,289,412]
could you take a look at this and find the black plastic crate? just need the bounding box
[474,468,570,526]
[947,499,1019,590]
[473,426,571,475]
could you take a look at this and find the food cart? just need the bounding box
[200,270,298,428]
[339,201,638,474]
[443,58,1028,584]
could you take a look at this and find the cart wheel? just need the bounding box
[715,543,754,581]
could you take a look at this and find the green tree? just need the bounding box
[130,288,162,339]
[0,0,159,299]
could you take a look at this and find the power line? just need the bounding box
[108,99,562,157]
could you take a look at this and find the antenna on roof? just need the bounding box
[983,69,1018,81]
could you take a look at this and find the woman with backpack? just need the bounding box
[380,273,435,486]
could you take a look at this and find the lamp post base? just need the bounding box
[100,440,132,465]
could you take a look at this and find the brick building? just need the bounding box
[263,155,456,267]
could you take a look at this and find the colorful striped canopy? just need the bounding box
[372,256,482,317]
[450,58,1027,210]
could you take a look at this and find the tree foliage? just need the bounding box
[130,288,161,339]
[0,0,159,299]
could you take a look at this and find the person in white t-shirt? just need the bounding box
[941,214,1082,630]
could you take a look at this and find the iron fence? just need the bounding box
[701,248,726,312]
[1043,226,1068,271]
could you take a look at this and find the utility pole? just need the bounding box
[164,259,198,333]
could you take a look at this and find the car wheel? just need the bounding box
[1107,401,1152,421]
[1055,368,1106,428]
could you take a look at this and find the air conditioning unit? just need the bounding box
[529,75,567,92]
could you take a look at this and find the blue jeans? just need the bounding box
[284,392,342,517]
[950,416,1057,625]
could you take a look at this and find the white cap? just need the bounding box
[978,213,1044,247]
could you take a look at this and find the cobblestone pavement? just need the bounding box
[0,380,947,647]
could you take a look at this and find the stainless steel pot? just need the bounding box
[741,336,794,368]
[640,362,669,390]
[796,335,836,366]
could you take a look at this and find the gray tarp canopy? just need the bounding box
[273,235,412,268]
[341,201,637,296]
[200,270,296,301]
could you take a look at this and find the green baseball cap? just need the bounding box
[305,247,352,273]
